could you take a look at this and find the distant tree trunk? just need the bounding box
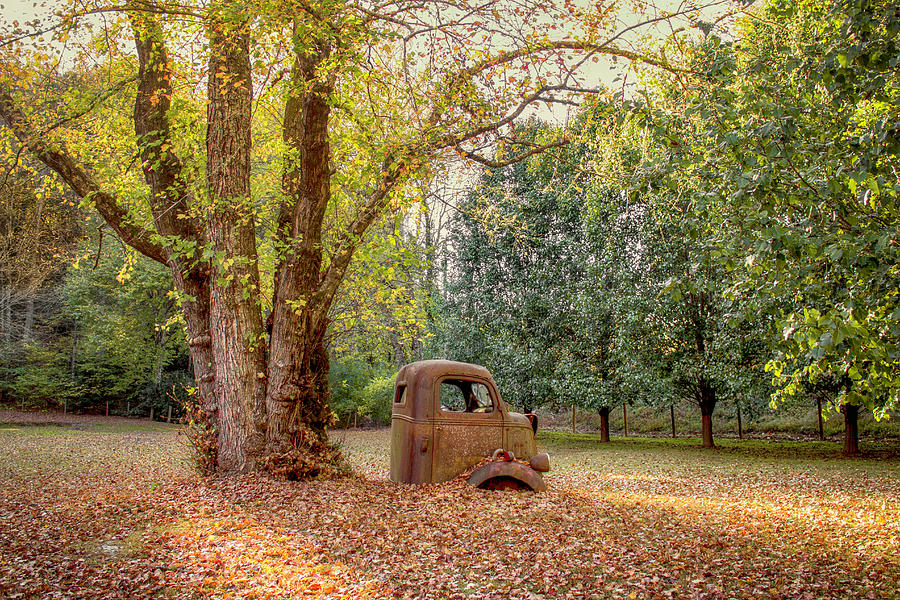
[152,323,169,385]
[622,402,628,437]
[698,384,717,448]
[387,318,406,368]
[1,288,9,398]
[3,288,11,349]
[22,297,34,342]
[841,404,859,456]
[736,405,743,439]
[670,404,676,438]
[816,396,824,441]
[422,201,436,329]
[598,406,610,442]
[69,317,77,379]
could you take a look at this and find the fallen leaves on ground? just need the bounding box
[1,416,898,599]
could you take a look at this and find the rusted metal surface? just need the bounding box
[466,460,547,492]
[390,360,547,487]
[528,452,551,473]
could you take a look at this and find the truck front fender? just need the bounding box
[466,460,546,492]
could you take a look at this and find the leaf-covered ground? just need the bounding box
[1,414,898,599]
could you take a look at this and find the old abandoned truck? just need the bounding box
[390,360,550,491]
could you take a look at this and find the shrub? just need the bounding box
[178,390,217,475]
[356,374,395,426]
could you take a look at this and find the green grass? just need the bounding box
[0,420,179,434]
[0,423,81,435]
[539,403,900,438]
[538,429,900,457]
[82,421,179,433]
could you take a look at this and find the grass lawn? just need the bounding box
[1,416,898,599]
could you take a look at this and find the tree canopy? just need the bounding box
[0,0,719,473]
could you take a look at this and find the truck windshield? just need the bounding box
[440,380,493,413]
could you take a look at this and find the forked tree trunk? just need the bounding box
[264,47,337,472]
[842,404,859,456]
[130,12,219,424]
[598,406,610,442]
[175,271,217,418]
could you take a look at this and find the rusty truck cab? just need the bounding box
[390,359,539,485]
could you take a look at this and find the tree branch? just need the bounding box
[0,87,167,264]
[129,10,199,244]
[457,138,568,168]
[43,75,137,135]
[315,164,405,310]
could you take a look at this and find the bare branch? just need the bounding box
[457,138,568,169]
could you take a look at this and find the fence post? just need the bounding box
[105,400,109,417]
[167,405,172,423]
[149,407,154,422]
[126,401,130,417]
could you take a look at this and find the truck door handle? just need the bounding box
[420,436,430,453]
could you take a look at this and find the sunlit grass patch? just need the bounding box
[0,423,72,435]
[538,429,900,462]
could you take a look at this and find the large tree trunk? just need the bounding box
[205,22,267,472]
[842,404,859,456]
[598,406,610,442]
[264,47,336,474]
[698,384,717,448]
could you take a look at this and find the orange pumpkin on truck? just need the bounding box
[390,360,550,491]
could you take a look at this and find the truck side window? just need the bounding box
[394,385,407,405]
[440,380,493,413]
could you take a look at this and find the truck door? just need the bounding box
[431,377,503,483]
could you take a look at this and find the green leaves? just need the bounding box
[622,0,900,419]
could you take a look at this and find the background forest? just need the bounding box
[1,0,897,453]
